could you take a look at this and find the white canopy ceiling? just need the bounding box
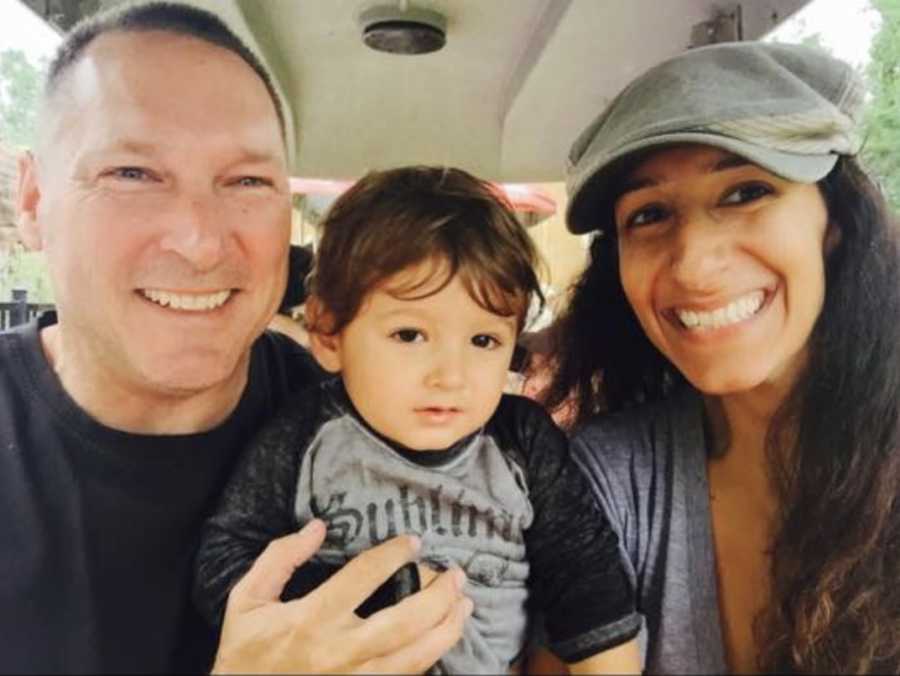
[21,0,810,182]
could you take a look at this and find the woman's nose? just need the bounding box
[668,211,730,292]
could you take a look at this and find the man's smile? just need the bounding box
[140,288,233,312]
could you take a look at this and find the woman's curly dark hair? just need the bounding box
[543,157,900,672]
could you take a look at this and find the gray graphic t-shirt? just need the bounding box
[196,379,640,673]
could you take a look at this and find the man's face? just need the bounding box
[20,31,291,399]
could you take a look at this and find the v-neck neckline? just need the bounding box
[683,389,729,671]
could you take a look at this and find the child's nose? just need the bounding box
[425,348,466,390]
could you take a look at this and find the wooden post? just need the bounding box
[10,288,27,327]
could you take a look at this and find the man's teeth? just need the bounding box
[141,289,231,311]
[676,291,765,330]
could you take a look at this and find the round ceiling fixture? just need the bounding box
[359,4,447,55]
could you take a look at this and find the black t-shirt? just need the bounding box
[0,314,323,674]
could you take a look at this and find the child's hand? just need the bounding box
[212,520,474,674]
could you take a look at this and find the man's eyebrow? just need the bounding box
[230,149,284,165]
[84,139,160,157]
[82,142,283,166]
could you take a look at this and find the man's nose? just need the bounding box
[158,193,227,271]
[668,210,729,292]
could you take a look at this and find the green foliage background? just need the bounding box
[0,49,52,303]
[862,0,900,211]
[0,49,44,150]
[0,245,54,303]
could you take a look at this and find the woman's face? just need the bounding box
[614,144,830,396]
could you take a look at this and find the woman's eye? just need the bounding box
[390,329,424,343]
[720,182,773,206]
[471,334,500,349]
[622,203,668,229]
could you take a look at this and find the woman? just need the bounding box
[542,42,900,673]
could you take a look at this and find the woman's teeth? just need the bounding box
[675,290,765,330]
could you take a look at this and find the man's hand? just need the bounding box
[212,520,473,674]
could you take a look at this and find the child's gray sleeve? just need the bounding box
[193,384,422,628]
[509,398,641,663]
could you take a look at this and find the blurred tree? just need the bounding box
[798,31,827,50]
[0,50,53,305]
[0,244,54,304]
[0,49,45,150]
[863,0,900,211]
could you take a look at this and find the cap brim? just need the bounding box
[566,132,839,234]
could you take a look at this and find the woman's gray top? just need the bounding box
[571,386,729,674]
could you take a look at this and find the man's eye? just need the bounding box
[111,167,152,181]
[720,182,773,206]
[390,329,424,343]
[623,203,668,229]
[471,334,500,349]
[234,176,272,188]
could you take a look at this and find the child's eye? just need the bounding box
[390,329,425,343]
[719,182,773,206]
[471,334,500,349]
[621,203,669,230]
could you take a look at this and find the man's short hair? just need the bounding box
[308,166,545,335]
[45,1,285,137]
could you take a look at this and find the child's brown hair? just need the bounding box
[307,166,544,335]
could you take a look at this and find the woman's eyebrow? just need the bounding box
[618,176,656,197]
[617,154,753,199]
[713,155,751,172]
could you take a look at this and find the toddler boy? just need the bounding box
[194,167,641,673]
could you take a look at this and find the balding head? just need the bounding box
[36,1,285,157]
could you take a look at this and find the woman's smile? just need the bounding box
[616,145,829,396]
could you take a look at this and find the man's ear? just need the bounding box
[16,151,45,251]
[305,296,343,373]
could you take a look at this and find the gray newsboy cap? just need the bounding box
[566,41,865,234]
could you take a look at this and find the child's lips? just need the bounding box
[414,406,461,423]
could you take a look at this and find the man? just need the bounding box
[2,2,469,672]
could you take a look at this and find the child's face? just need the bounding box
[314,259,519,451]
